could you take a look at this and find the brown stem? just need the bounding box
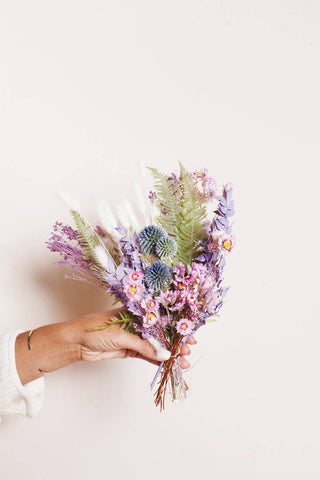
[154,335,183,411]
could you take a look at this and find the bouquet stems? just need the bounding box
[154,335,189,410]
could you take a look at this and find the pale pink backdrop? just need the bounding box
[0,1,319,479]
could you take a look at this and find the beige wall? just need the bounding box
[0,1,319,479]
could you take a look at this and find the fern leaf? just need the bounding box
[147,167,182,238]
[149,163,207,266]
[87,311,137,334]
[70,209,118,281]
[173,163,207,264]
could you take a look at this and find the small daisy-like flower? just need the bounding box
[222,236,233,253]
[143,311,159,328]
[128,270,144,284]
[141,296,160,312]
[176,318,194,336]
[124,282,143,300]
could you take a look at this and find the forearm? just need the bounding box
[15,322,81,385]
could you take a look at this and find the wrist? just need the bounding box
[15,322,81,385]
[54,320,82,362]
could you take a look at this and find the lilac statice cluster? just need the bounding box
[196,182,235,325]
[46,221,97,284]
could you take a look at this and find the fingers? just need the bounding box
[124,350,161,367]
[186,335,197,345]
[179,356,190,369]
[180,343,191,356]
[118,332,171,362]
[117,329,196,370]
[179,336,196,369]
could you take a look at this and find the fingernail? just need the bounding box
[157,348,171,361]
[147,337,171,361]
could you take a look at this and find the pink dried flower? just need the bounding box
[208,231,234,254]
[173,277,188,291]
[124,282,143,301]
[188,262,207,287]
[141,296,160,312]
[221,236,234,253]
[158,289,179,306]
[143,311,159,328]
[176,318,194,335]
[127,270,144,284]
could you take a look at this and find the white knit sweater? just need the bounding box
[0,330,45,422]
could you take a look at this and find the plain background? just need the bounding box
[0,1,319,479]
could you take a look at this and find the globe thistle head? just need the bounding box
[155,236,178,259]
[138,225,166,255]
[144,261,172,292]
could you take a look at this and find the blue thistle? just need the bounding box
[155,236,178,259]
[138,225,166,255]
[144,261,172,292]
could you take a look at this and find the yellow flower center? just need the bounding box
[132,273,138,280]
[147,312,156,321]
[223,239,232,251]
[178,282,186,290]
[181,322,188,330]
[128,285,137,294]
[147,300,155,308]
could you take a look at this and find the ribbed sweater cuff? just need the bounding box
[0,330,45,421]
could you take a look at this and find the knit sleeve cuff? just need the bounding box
[0,330,45,421]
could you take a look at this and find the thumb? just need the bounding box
[122,333,171,362]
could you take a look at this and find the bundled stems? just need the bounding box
[154,334,188,411]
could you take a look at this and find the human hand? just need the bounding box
[72,307,197,368]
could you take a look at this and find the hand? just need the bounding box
[73,307,197,369]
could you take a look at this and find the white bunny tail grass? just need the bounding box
[122,198,141,232]
[94,197,120,238]
[133,181,147,218]
[93,245,116,271]
[59,191,81,212]
[114,202,131,230]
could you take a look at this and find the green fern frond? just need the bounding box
[174,162,207,264]
[147,167,182,238]
[148,163,207,266]
[70,209,117,279]
[87,311,138,334]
